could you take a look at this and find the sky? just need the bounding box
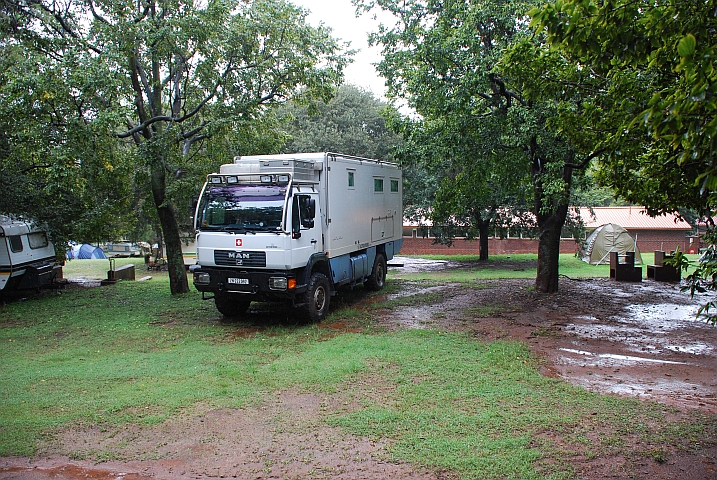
[291,0,392,98]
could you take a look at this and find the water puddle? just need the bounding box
[0,464,151,479]
[622,303,703,330]
[559,348,688,365]
[386,284,449,301]
[67,277,102,288]
[389,256,450,274]
[388,307,431,329]
[664,343,713,355]
[595,378,702,397]
[567,301,717,358]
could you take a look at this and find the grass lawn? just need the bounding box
[0,254,712,479]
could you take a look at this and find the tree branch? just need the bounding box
[87,0,109,25]
[488,73,526,107]
[183,134,207,156]
[118,115,173,138]
[564,148,607,169]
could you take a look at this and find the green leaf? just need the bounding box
[677,34,696,57]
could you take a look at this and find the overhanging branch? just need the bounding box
[564,148,607,169]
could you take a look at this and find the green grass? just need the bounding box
[327,334,675,479]
[0,261,714,479]
[62,257,146,280]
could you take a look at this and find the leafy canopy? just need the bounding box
[531,0,716,217]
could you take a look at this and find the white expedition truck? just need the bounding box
[190,152,403,321]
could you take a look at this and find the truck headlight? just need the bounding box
[269,277,288,290]
[194,272,211,285]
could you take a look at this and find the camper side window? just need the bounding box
[374,178,384,193]
[28,232,49,249]
[9,235,23,253]
[347,170,355,189]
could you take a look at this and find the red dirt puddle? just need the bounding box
[1,464,152,479]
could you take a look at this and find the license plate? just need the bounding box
[227,278,249,285]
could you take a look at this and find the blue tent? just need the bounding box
[68,244,107,260]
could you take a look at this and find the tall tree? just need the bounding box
[355,0,601,291]
[389,114,533,261]
[279,84,402,160]
[530,0,716,219]
[4,0,348,293]
[0,40,135,251]
[531,0,717,320]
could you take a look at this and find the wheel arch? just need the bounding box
[302,253,334,292]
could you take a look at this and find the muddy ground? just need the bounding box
[2,257,717,479]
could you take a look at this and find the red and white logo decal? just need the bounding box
[235,239,243,247]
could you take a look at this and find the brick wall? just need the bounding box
[400,232,690,256]
[629,230,690,254]
[400,237,580,256]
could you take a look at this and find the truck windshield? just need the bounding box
[198,185,285,232]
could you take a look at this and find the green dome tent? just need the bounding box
[579,223,642,265]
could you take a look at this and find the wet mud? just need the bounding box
[384,258,717,413]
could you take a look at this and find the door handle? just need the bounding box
[311,239,317,244]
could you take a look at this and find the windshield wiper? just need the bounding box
[218,224,282,234]
[221,226,255,234]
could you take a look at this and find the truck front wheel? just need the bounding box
[214,293,251,318]
[365,253,387,291]
[303,272,330,322]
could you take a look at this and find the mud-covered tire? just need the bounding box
[302,272,330,322]
[214,293,251,318]
[365,253,387,291]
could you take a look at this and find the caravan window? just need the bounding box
[28,232,49,249]
[9,235,23,253]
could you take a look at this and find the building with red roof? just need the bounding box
[574,207,693,254]
[401,206,695,255]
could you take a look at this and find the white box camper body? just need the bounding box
[0,215,57,292]
[191,153,402,320]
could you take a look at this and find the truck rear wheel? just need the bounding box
[214,293,251,318]
[365,253,387,291]
[303,272,330,322]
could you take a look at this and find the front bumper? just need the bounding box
[190,265,304,299]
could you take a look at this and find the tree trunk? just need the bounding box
[531,135,573,294]
[478,218,490,261]
[150,157,190,295]
[535,205,568,293]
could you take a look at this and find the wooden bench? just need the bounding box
[647,250,681,282]
[610,251,642,282]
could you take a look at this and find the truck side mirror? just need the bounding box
[300,197,315,228]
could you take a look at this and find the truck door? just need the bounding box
[291,192,321,266]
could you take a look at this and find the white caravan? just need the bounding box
[0,215,57,293]
[104,242,142,257]
[190,152,403,321]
